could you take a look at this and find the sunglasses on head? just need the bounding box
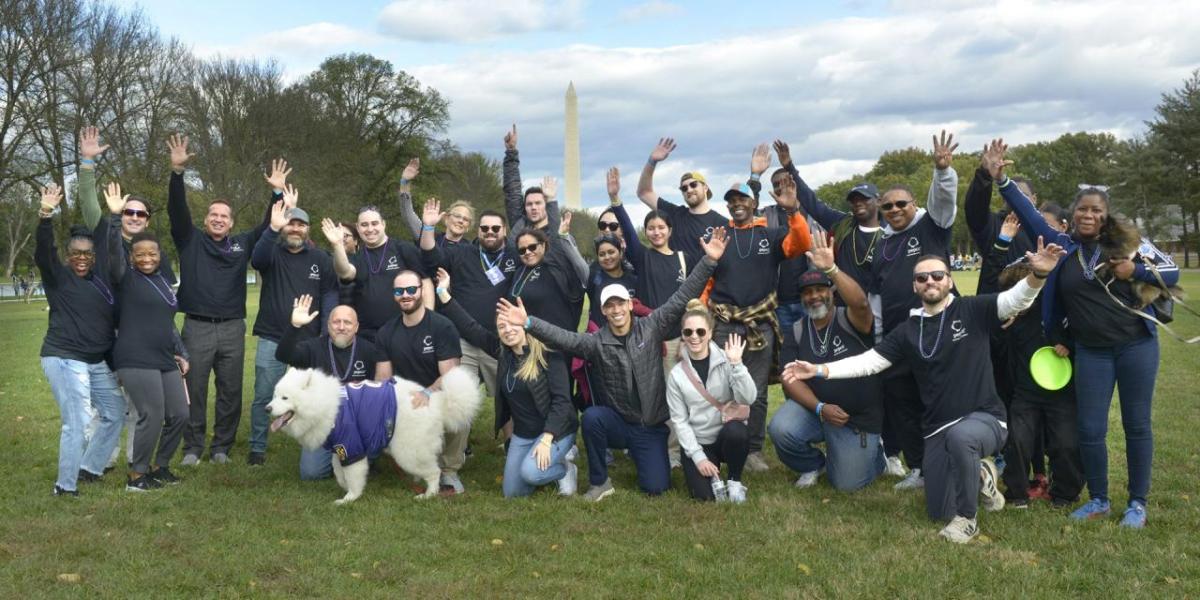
[598,222,620,232]
[913,271,948,284]
[682,327,707,338]
[479,224,502,234]
[123,208,150,219]
[679,181,702,193]
[880,200,910,211]
[393,286,420,297]
[518,243,541,256]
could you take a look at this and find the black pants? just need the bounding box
[882,370,924,470]
[1001,386,1084,502]
[680,421,750,501]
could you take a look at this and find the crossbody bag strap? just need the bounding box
[677,251,687,279]
[676,345,726,411]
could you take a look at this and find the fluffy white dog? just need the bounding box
[267,367,481,504]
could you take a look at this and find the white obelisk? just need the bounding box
[564,82,582,210]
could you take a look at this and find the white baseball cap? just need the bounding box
[599,284,631,307]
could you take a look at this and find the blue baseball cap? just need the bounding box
[846,182,879,201]
[723,183,756,202]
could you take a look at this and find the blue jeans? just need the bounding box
[503,433,577,498]
[768,399,884,492]
[1075,337,1158,504]
[41,357,123,490]
[251,339,288,454]
[582,406,670,494]
[775,302,807,342]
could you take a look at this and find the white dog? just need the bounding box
[267,367,481,504]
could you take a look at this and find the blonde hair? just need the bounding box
[682,299,714,329]
[447,200,475,220]
[514,336,549,382]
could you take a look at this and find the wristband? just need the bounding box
[814,365,826,379]
[821,264,839,277]
[749,173,761,182]
[524,317,531,329]
[420,388,432,398]
[815,401,825,419]
[422,225,435,232]
[998,233,1013,243]
[647,158,658,167]
[435,287,446,295]
[1033,271,1048,280]
[273,188,283,195]
[399,178,410,187]
[80,158,95,166]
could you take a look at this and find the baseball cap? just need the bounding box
[286,207,310,225]
[679,172,712,199]
[798,268,833,290]
[724,183,756,202]
[599,284,631,307]
[846,182,879,201]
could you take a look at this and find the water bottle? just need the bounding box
[711,477,727,502]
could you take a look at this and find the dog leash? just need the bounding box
[1101,257,1200,344]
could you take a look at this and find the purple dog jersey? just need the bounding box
[324,380,398,466]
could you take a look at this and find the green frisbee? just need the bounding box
[1030,346,1072,390]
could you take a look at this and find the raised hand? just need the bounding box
[1000,212,1020,239]
[750,142,772,176]
[773,139,792,167]
[804,230,834,271]
[265,158,292,190]
[503,124,518,151]
[932,130,959,170]
[422,197,444,227]
[496,297,528,328]
[781,360,821,382]
[1025,236,1066,278]
[980,138,1013,180]
[436,267,451,292]
[701,226,728,262]
[724,332,746,365]
[40,183,64,211]
[269,200,287,232]
[320,218,344,247]
[559,210,572,235]
[104,182,129,215]
[769,172,798,209]
[541,176,558,200]
[79,126,109,161]
[606,166,620,201]
[281,184,299,209]
[291,294,319,327]
[649,137,676,163]
[402,157,420,181]
[167,134,194,171]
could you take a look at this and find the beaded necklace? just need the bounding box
[138,271,177,307]
[918,307,948,359]
[327,336,359,382]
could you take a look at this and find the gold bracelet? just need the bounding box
[822,264,839,276]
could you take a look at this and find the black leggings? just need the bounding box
[680,420,750,501]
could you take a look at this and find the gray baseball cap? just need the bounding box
[286,207,310,225]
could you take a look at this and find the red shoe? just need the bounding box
[1027,479,1051,501]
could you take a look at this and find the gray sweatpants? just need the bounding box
[713,321,774,453]
[118,368,189,474]
[922,411,1007,521]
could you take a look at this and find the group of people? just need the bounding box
[38,125,1178,543]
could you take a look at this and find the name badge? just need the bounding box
[486,265,506,286]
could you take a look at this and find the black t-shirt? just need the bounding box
[835,225,881,299]
[656,198,727,266]
[586,262,638,326]
[1057,242,1149,347]
[709,225,789,307]
[637,249,689,339]
[500,352,544,439]
[507,259,583,332]
[690,355,710,387]
[424,241,518,335]
[36,220,116,363]
[276,326,381,383]
[870,215,953,332]
[783,308,883,433]
[1003,298,1057,394]
[348,237,427,334]
[112,270,180,371]
[251,230,338,343]
[375,310,462,387]
[874,295,1006,436]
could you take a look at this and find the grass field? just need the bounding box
[2,271,1199,598]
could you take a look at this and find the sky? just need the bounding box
[113,0,1200,219]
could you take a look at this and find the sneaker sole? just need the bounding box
[585,487,615,502]
[125,485,152,493]
[979,461,1004,511]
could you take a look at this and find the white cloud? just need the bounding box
[377,0,584,42]
[191,22,382,80]
[617,1,684,23]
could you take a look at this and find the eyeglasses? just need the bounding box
[598,222,620,232]
[479,225,502,234]
[448,212,472,223]
[913,271,948,284]
[393,286,420,297]
[678,181,702,193]
[879,200,910,211]
[518,243,541,256]
[682,328,707,338]
[66,249,95,258]
[123,208,150,219]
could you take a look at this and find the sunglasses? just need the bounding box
[880,200,910,211]
[679,181,703,193]
[598,222,620,232]
[913,271,948,284]
[682,327,708,338]
[518,243,541,256]
[67,249,95,258]
[393,286,420,297]
[479,225,502,234]
[123,208,150,219]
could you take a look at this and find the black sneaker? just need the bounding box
[126,474,163,492]
[248,451,265,466]
[148,467,181,485]
[78,469,103,484]
[1008,498,1030,509]
[1051,497,1075,509]
[53,485,79,497]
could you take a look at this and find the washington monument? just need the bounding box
[564,81,581,210]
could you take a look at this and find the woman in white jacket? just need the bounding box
[666,299,756,503]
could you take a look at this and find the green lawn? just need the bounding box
[2,271,1199,598]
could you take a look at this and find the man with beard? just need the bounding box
[374,270,465,493]
[419,204,516,402]
[248,190,338,465]
[637,137,731,265]
[770,233,883,492]
[783,243,1064,543]
[276,295,389,480]
[165,135,278,467]
[868,131,960,491]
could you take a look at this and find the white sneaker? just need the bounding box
[180,454,200,467]
[727,480,748,504]
[745,452,770,473]
[979,457,1005,512]
[564,446,579,463]
[557,461,578,496]
[894,468,924,490]
[669,451,682,470]
[211,452,229,465]
[794,468,823,489]
[884,455,908,477]
[938,516,979,544]
[439,472,465,495]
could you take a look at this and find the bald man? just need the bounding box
[276,295,391,480]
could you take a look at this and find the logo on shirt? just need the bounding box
[757,237,770,255]
[353,360,365,373]
[422,335,434,354]
[503,259,516,273]
[309,264,321,280]
[333,444,347,461]
[387,256,399,271]
[230,242,244,253]
[906,236,922,257]
[832,335,848,356]
[951,319,968,342]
